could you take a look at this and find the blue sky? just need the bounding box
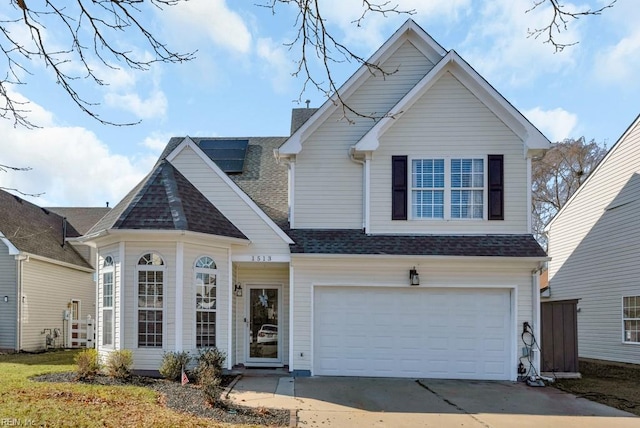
[0,0,638,207]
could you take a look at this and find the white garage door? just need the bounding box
[314,287,512,380]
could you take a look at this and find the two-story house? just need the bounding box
[79,20,549,380]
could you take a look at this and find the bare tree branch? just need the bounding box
[526,0,616,52]
[0,0,195,128]
[532,138,607,249]
[261,0,414,123]
[0,163,44,196]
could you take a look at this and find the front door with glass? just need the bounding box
[247,286,280,363]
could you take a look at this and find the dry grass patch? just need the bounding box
[552,359,640,416]
[0,350,256,427]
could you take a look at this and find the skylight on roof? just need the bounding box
[198,139,249,173]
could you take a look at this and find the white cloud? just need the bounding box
[0,93,155,207]
[461,0,580,86]
[524,107,578,142]
[163,0,252,54]
[105,89,168,119]
[256,37,293,93]
[594,28,640,84]
[142,133,173,153]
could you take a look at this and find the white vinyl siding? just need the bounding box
[170,146,290,256]
[20,258,94,352]
[0,245,17,350]
[290,257,535,376]
[370,72,528,234]
[548,118,640,364]
[294,41,435,229]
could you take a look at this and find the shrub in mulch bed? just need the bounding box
[32,372,289,427]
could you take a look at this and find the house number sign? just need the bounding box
[251,255,273,262]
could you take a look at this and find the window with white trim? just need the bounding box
[411,157,485,219]
[623,296,640,343]
[137,252,164,348]
[102,256,114,347]
[195,256,217,348]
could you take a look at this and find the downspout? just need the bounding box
[349,148,366,231]
[532,263,543,374]
[16,254,28,351]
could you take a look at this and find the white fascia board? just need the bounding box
[0,232,20,255]
[278,19,446,157]
[166,137,294,245]
[354,52,455,152]
[106,229,251,246]
[354,50,551,154]
[545,113,640,232]
[21,252,95,273]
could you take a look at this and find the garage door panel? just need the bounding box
[314,287,512,380]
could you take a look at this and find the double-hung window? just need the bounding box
[102,256,114,347]
[412,159,444,219]
[137,252,164,348]
[411,157,485,220]
[623,296,640,343]
[195,256,217,348]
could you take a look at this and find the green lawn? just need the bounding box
[0,350,247,427]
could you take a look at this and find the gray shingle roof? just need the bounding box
[290,108,318,134]
[158,136,289,226]
[0,190,92,268]
[287,229,547,257]
[46,207,111,236]
[88,160,247,240]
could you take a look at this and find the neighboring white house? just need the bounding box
[546,114,640,365]
[0,191,102,352]
[80,20,550,380]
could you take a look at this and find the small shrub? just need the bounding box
[195,348,226,406]
[105,350,133,379]
[194,347,226,381]
[75,348,100,379]
[159,351,191,381]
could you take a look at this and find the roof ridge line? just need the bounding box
[162,161,188,230]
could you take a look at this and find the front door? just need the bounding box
[246,285,281,364]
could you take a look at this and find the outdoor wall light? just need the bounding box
[3,296,8,303]
[409,267,420,286]
[234,284,243,297]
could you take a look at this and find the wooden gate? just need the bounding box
[541,300,579,373]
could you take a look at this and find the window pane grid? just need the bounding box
[195,256,217,348]
[412,159,444,219]
[103,309,113,346]
[451,158,484,219]
[103,272,113,308]
[623,296,640,343]
[137,252,164,348]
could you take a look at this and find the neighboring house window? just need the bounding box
[137,252,165,348]
[102,256,114,347]
[195,256,217,348]
[409,158,486,220]
[623,296,640,343]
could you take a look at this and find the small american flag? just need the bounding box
[181,366,189,386]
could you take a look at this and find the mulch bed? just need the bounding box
[33,372,290,426]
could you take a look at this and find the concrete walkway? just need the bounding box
[227,376,638,427]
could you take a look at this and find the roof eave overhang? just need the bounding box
[352,50,551,156]
[0,231,20,255]
[278,19,447,158]
[291,253,550,262]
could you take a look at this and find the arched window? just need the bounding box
[195,256,217,348]
[137,252,165,348]
[102,256,114,347]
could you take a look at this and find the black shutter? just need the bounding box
[488,154,504,220]
[391,156,408,220]
[392,156,408,220]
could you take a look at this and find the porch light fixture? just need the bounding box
[3,296,7,303]
[234,283,243,297]
[409,267,420,286]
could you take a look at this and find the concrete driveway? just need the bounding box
[227,376,638,427]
